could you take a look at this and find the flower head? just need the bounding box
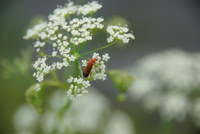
[24,1,134,98]
[106,25,135,43]
[67,76,90,99]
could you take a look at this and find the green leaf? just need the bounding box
[108,69,134,101]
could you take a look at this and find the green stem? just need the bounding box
[75,59,79,77]
[40,80,68,89]
[39,53,65,58]
[73,44,78,77]
[81,42,116,56]
[73,45,77,53]
[58,100,72,119]
[26,80,69,96]
[44,39,55,44]
[80,56,90,60]
[51,71,59,81]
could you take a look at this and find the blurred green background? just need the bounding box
[0,0,200,134]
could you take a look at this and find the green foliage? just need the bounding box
[1,48,33,79]
[108,69,134,101]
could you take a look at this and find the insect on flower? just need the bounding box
[83,58,97,78]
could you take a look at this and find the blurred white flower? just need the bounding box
[48,89,135,134]
[103,110,135,134]
[128,49,200,124]
[159,94,190,121]
[13,104,39,133]
[14,88,135,134]
[64,89,110,132]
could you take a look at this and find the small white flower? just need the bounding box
[92,52,100,59]
[34,40,45,48]
[35,83,41,92]
[52,51,57,56]
[63,35,68,40]
[107,36,114,43]
[68,55,76,61]
[71,30,80,36]
[82,60,87,66]
[57,33,63,38]
[67,76,74,83]
[102,53,110,61]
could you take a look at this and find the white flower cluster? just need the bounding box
[65,53,109,99]
[32,54,73,82]
[23,21,47,40]
[128,49,200,124]
[33,57,50,82]
[33,40,46,52]
[24,1,103,40]
[82,53,110,80]
[106,25,135,43]
[67,76,91,99]
[23,1,104,92]
[69,17,104,45]
[24,1,134,97]
[77,1,102,15]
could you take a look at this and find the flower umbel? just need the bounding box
[106,25,135,43]
[67,76,90,99]
[24,1,135,98]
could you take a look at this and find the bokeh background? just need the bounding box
[0,0,200,134]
